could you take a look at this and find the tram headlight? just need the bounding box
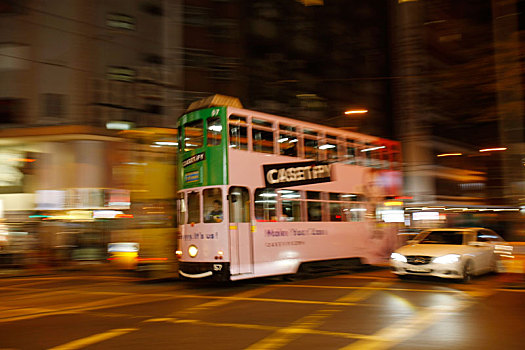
[188,245,198,258]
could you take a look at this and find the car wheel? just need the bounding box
[460,261,473,283]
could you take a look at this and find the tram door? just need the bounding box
[228,187,253,275]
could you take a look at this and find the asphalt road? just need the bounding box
[0,268,523,350]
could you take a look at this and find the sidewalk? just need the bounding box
[0,261,120,279]
[0,260,179,281]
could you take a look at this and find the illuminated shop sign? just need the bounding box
[35,188,130,210]
[35,190,66,210]
[413,211,440,221]
[263,161,331,188]
[108,242,139,253]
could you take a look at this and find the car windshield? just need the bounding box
[417,231,465,245]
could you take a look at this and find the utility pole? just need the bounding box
[393,0,434,204]
[491,0,525,207]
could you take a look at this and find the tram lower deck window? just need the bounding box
[279,189,302,221]
[203,188,223,223]
[254,188,277,222]
[187,192,200,223]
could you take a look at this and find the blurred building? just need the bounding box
[393,0,524,212]
[0,0,180,266]
[180,0,245,113]
[240,0,394,139]
[0,0,183,128]
[0,0,523,250]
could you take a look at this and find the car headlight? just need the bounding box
[432,254,460,264]
[391,252,407,263]
[188,245,198,258]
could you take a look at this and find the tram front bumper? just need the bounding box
[178,262,230,281]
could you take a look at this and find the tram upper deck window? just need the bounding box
[370,144,385,169]
[254,188,277,222]
[380,145,391,169]
[324,135,339,161]
[253,128,274,154]
[361,143,372,166]
[345,139,356,164]
[229,115,248,150]
[391,145,402,170]
[303,129,319,160]
[229,114,246,123]
[278,133,298,157]
[279,189,302,221]
[355,141,366,165]
[279,124,296,132]
[207,117,222,146]
[187,191,200,223]
[279,124,299,157]
[252,118,273,128]
[184,120,204,150]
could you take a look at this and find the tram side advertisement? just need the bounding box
[263,161,331,188]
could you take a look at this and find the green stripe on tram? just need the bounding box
[178,106,229,189]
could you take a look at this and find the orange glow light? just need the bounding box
[8,158,36,162]
[437,153,462,157]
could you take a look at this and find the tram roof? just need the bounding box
[186,94,243,113]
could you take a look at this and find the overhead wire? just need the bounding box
[17,2,164,46]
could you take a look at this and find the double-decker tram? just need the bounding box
[176,95,403,281]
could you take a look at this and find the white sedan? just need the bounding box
[390,228,506,282]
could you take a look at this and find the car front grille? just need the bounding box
[406,256,433,265]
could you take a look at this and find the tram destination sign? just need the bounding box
[182,152,205,167]
[263,161,332,188]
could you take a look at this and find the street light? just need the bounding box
[344,109,368,115]
[325,108,368,122]
[479,147,507,152]
[323,108,368,131]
